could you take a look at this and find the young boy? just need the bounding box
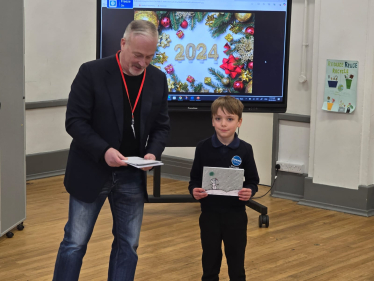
[189,96,260,281]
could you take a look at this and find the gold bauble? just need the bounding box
[221,78,230,86]
[134,11,159,28]
[245,80,252,94]
[234,13,252,23]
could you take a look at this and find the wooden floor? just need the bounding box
[1,176,374,280]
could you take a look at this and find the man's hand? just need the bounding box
[193,188,208,200]
[238,188,252,201]
[104,148,128,167]
[141,153,156,171]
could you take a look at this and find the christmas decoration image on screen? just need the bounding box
[135,11,255,94]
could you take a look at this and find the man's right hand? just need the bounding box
[104,148,128,167]
[193,188,208,200]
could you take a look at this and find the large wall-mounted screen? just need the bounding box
[97,0,292,112]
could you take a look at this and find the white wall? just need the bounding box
[24,0,95,153]
[25,0,96,102]
[286,0,315,116]
[309,0,374,188]
[26,107,71,155]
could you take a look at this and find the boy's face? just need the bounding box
[212,107,242,141]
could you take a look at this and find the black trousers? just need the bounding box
[199,210,248,281]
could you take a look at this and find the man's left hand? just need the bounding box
[141,153,156,171]
[238,188,252,201]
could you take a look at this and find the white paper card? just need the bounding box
[123,157,164,168]
[202,166,244,196]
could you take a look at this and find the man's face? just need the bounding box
[119,33,158,76]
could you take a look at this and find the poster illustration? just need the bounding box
[134,11,254,94]
[323,59,358,113]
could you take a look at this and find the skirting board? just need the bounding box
[272,172,374,217]
[299,178,374,217]
[26,150,193,182]
[26,149,69,181]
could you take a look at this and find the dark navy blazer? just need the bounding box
[64,55,170,203]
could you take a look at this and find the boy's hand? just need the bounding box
[238,188,252,201]
[193,188,208,200]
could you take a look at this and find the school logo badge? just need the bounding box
[231,155,242,166]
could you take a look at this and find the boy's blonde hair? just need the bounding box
[211,96,244,120]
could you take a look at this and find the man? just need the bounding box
[53,20,170,281]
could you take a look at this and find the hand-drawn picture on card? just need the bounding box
[323,60,358,113]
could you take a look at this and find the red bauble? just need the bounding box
[245,27,255,35]
[248,61,253,69]
[180,20,188,29]
[160,17,171,28]
[233,81,244,91]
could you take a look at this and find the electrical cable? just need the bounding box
[252,164,280,199]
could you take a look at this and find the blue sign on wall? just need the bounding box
[107,0,133,9]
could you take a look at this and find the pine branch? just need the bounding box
[156,11,168,18]
[151,57,161,65]
[190,17,197,30]
[193,83,203,92]
[225,49,235,56]
[181,83,189,92]
[236,59,245,66]
[230,38,242,45]
[208,68,225,82]
[196,12,204,22]
[237,21,251,29]
[205,82,219,89]
[212,14,227,28]
[223,13,233,23]
[170,74,189,92]
[170,73,180,85]
[211,24,230,38]
[175,16,183,29]
[170,12,179,31]
[224,42,237,56]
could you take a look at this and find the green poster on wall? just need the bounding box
[323,59,358,113]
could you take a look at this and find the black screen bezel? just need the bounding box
[96,0,292,113]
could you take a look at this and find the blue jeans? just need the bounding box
[53,169,145,281]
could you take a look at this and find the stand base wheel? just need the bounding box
[6,232,14,238]
[17,222,24,231]
[258,215,269,228]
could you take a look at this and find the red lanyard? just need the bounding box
[115,50,146,134]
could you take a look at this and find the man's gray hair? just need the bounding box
[123,20,159,41]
